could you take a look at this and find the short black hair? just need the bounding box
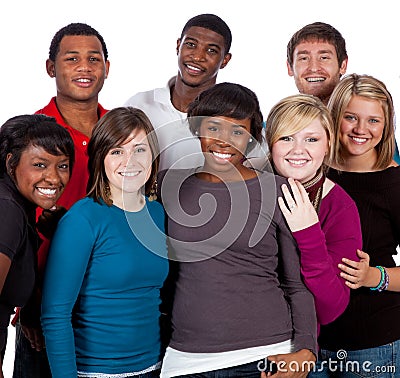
[49,22,108,61]
[287,22,347,68]
[181,13,232,53]
[187,82,264,150]
[0,114,75,177]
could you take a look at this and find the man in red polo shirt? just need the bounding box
[12,22,109,378]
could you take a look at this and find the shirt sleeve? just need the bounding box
[292,196,362,325]
[277,212,318,355]
[0,199,25,260]
[41,207,95,377]
[387,186,400,257]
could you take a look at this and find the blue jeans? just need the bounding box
[12,323,51,378]
[78,370,161,378]
[308,340,400,378]
[13,322,160,378]
[172,359,275,378]
[138,371,161,378]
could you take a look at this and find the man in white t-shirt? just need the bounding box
[125,13,267,171]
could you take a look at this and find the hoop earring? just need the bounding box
[148,180,158,202]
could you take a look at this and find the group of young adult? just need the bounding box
[0,11,399,378]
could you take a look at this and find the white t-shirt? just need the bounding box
[124,77,268,171]
[160,340,292,377]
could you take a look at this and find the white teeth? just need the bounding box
[306,77,325,82]
[77,78,91,82]
[288,159,308,165]
[213,152,232,159]
[37,188,56,195]
[186,64,201,71]
[351,137,367,143]
[120,172,140,177]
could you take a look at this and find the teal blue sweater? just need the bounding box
[41,197,168,377]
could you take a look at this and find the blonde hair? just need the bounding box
[327,73,395,170]
[265,94,335,168]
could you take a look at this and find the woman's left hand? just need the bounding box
[338,249,373,288]
[260,349,316,378]
[278,178,319,232]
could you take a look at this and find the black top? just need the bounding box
[319,167,400,350]
[0,175,38,351]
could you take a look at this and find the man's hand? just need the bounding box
[36,205,67,239]
[21,325,45,352]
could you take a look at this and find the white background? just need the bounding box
[2,0,400,375]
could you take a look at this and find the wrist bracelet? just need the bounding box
[370,266,389,292]
[379,266,389,292]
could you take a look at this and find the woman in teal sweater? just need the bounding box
[41,107,168,377]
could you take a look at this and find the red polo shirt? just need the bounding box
[36,97,107,209]
[35,98,108,273]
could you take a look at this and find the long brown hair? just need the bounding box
[87,107,159,205]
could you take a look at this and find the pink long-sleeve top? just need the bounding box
[292,183,362,331]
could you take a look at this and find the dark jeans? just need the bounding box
[308,340,400,378]
[78,369,161,377]
[13,321,160,378]
[141,371,161,378]
[12,323,51,378]
[172,359,275,378]
[134,370,160,378]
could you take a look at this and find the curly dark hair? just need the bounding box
[49,22,108,61]
[181,14,232,53]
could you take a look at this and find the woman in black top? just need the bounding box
[311,74,400,377]
[0,114,74,376]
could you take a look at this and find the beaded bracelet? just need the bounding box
[380,266,390,292]
[370,266,389,292]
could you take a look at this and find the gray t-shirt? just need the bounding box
[159,169,317,355]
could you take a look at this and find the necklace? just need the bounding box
[302,169,325,213]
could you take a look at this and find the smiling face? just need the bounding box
[104,129,152,202]
[176,26,231,89]
[287,39,347,104]
[271,119,329,183]
[198,116,252,182]
[11,145,70,209]
[46,35,109,102]
[339,95,385,166]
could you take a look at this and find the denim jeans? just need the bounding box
[172,359,275,378]
[78,369,161,377]
[12,323,51,378]
[308,340,400,378]
[138,370,161,378]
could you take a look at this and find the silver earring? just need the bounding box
[195,131,199,136]
[249,137,253,143]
